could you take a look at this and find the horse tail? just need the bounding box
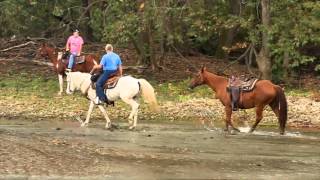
[138,79,159,112]
[275,86,288,135]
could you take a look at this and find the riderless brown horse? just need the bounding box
[189,66,288,135]
[37,43,99,95]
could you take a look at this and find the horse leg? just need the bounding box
[132,100,140,128]
[82,101,95,127]
[224,107,231,132]
[97,104,112,129]
[224,107,240,132]
[250,106,264,133]
[122,97,140,130]
[58,74,63,95]
[66,77,72,95]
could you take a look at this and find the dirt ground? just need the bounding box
[0,119,320,179]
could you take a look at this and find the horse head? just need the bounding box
[56,50,70,63]
[36,43,50,59]
[189,66,207,89]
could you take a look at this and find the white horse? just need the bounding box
[65,72,159,129]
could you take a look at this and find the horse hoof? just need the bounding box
[233,128,241,132]
[230,130,239,135]
[129,126,136,130]
[58,92,63,96]
[81,123,88,127]
[105,122,112,129]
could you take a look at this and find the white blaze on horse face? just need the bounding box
[57,52,63,61]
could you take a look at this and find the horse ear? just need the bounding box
[201,65,206,73]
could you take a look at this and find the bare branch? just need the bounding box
[0,58,53,67]
[220,43,252,73]
[76,0,109,27]
[170,44,198,72]
[0,41,36,52]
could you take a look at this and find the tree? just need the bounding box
[256,0,272,80]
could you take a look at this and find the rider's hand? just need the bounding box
[77,52,81,56]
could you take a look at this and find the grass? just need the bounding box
[0,72,57,98]
[155,79,213,102]
[285,87,312,97]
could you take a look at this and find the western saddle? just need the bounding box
[227,75,259,111]
[90,70,121,90]
[61,51,86,64]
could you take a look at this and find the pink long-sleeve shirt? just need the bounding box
[67,35,84,54]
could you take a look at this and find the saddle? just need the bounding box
[227,75,259,111]
[228,76,258,92]
[104,75,121,89]
[61,51,86,64]
[90,70,121,90]
[75,56,85,64]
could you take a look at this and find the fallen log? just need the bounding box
[122,65,148,70]
[0,41,36,52]
[0,58,53,67]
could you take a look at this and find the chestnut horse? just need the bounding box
[189,67,288,135]
[37,43,99,95]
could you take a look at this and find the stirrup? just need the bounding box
[65,68,72,72]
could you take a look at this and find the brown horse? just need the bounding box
[37,43,99,95]
[189,67,288,135]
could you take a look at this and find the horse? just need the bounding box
[37,43,99,95]
[66,71,159,129]
[189,66,288,135]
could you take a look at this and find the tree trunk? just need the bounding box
[81,0,93,41]
[135,0,148,65]
[215,0,240,60]
[256,0,272,80]
[147,20,156,71]
[158,0,168,68]
[283,51,290,81]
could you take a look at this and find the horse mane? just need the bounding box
[203,69,228,81]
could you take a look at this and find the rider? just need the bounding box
[91,44,123,105]
[65,29,84,72]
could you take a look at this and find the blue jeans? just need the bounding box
[96,70,117,102]
[68,53,77,69]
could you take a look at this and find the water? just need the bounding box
[0,119,319,179]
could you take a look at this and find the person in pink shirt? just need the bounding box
[65,29,84,71]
